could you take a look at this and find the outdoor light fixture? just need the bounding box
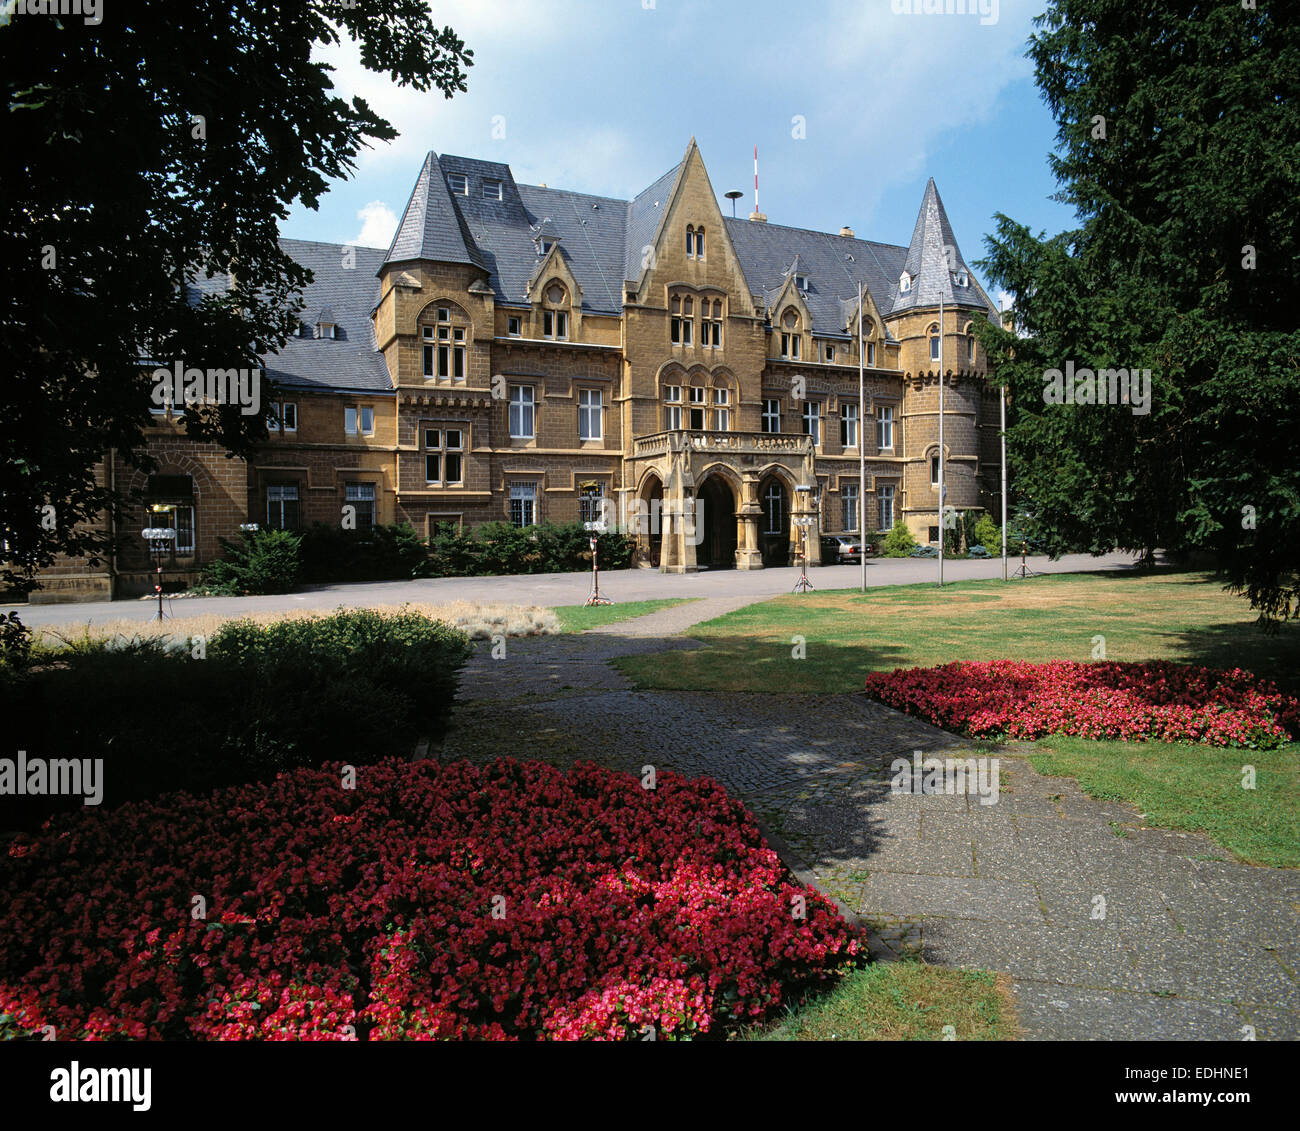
[142,507,176,622]
[239,523,259,533]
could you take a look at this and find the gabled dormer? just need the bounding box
[527,242,583,341]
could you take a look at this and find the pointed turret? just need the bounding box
[891,178,979,313]
[382,152,487,273]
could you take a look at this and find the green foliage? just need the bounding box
[881,521,918,558]
[975,1,1300,620]
[973,514,1003,556]
[2,3,471,594]
[0,610,472,830]
[425,521,637,577]
[199,528,302,595]
[0,612,31,670]
[298,522,430,584]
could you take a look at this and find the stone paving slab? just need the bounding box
[439,608,1300,1041]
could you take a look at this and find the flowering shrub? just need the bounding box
[863,660,1299,748]
[0,759,861,1041]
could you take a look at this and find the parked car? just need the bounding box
[820,534,872,564]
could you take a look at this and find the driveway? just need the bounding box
[9,550,1140,628]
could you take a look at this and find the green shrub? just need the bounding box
[881,520,917,557]
[0,610,472,830]
[424,521,636,577]
[0,612,31,670]
[200,528,302,595]
[973,513,1003,555]
[298,522,430,584]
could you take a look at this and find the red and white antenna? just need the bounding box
[753,145,759,215]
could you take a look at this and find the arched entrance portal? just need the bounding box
[637,474,663,567]
[758,475,790,567]
[696,476,737,569]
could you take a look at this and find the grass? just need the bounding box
[616,570,1300,694]
[1026,735,1300,868]
[740,962,1017,1041]
[551,597,696,633]
[615,570,1299,867]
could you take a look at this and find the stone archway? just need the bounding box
[696,475,737,569]
[636,473,664,568]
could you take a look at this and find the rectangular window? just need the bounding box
[483,178,503,201]
[665,404,682,430]
[930,332,940,361]
[274,402,297,432]
[867,341,876,367]
[453,327,466,379]
[968,335,976,364]
[671,316,681,345]
[425,427,464,485]
[509,385,535,439]
[712,387,730,431]
[876,405,895,450]
[345,406,374,435]
[689,386,705,430]
[761,399,781,434]
[345,483,376,532]
[781,333,800,360]
[447,172,468,195]
[578,388,602,441]
[878,484,896,531]
[681,316,692,346]
[802,401,821,446]
[842,483,859,532]
[579,485,605,525]
[840,402,858,448]
[825,344,835,362]
[266,485,300,530]
[345,406,357,435]
[507,316,521,336]
[931,453,941,487]
[509,483,537,528]
[173,506,195,554]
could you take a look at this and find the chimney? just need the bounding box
[839,225,855,238]
[749,210,768,223]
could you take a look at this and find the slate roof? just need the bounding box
[186,238,393,395]
[383,150,997,335]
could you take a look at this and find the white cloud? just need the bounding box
[353,201,398,249]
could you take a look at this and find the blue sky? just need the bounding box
[282,0,1077,297]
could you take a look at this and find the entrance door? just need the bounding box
[758,476,790,566]
[696,477,736,569]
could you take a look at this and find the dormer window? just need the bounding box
[447,172,468,196]
[954,269,969,288]
[795,274,809,291]
[482,178,503,201]
[780,309,801,360]
[899,272,911,293]
[543,282,569,340]
[317,323,336,340]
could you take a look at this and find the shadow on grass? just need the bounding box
[1157,619,1300,692]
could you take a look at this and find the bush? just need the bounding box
[0,759,863,1040]
[881,520,917,557]
[425,521,636,577]
[0,612,31,670]
[298,522,430,584]
[973,513,1003,556]
[199,528,302,595]
[0,610,472,829]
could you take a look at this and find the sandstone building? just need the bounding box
[27,140,1003,600]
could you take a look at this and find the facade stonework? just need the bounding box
[25,141,1004,600]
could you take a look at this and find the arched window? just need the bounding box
[763,482,785,535]
[421,302,470,381]
[686,225,696,258]
[963,321,976,364]
[696,227,705,259]
[928,323,940,363]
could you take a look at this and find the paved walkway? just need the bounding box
[9,550,1140,628]
[441,596,1300,1041]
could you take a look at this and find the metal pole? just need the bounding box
[937,294,944,587]
[858,283,867,593]
[1000,379,1008,582]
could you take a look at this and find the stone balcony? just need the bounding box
[632,429,814,458]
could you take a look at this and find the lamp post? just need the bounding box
[142,504,176,621]
[792,484,815,594]
[937,293,945,588]
[583,521,613,606]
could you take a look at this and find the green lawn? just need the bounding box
[616,570,1299,867]
[740,962,1017,1041]
[616,570,1300,693]
[551,597,696,633]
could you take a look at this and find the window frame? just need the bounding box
[482,178,503,201]
[508,384,536,440]
[801,400,821,446]
[840,401,859,449]
[876,404,895,450]
[761,398,781,434]
[578,387,603,441]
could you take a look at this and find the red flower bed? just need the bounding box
[863,660,1299,748]
[0,759,860,1041]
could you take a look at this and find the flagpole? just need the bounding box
[858,283,867,593]
[1000,376,1008,582]
[937,294,945,587]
